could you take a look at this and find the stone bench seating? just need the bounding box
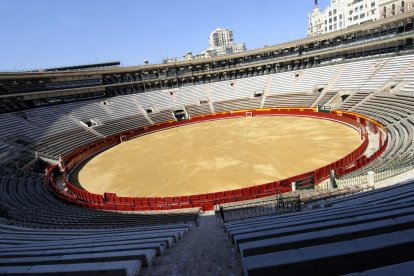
[230,202,414,247]
[185,104,212,117]
[324,180,414,207]
[213,98,261,113]
[338,91,372,110]
[239,212,414,258]
[346,260,414,275]
[148,109,175,124]
[0,248,155,267]
[242,228,414,275]
[0,170,198,276]
[263,93,318,108]
[0,260,142,276]
[223,180,414,275]
[0,173,199,228]
[94,115,150,137]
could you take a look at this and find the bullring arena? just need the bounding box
[1,9,414,276]
[75,116,362,197]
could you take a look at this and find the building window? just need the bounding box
[339,14,343,19]
[371,2,375,7]
[334,16,337,21]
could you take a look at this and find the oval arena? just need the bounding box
[74,115,362,197]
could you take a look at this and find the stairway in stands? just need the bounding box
[142,213,242,275]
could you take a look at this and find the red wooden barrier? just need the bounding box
[44,108,387,211]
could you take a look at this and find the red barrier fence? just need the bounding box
[44,108,387,211]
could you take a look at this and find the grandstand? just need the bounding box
[0,10,414,275]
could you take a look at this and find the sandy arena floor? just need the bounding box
[73,116,362,197]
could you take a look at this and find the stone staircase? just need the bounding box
[142,213,242,276]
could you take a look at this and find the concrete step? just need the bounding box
[142,214,242,276]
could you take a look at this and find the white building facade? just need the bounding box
[379,0,414,19]
[203,28,246,58]
[308,0,413,36]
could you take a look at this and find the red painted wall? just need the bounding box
[44,108,387,211]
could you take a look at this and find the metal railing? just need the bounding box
[216,195,301,222]
[335,156,414,187]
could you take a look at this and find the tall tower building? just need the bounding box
[209,28,234,47]
[308,1,325,36]
[203,28,246,58]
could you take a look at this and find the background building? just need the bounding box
[379,0,414,19]
[202,28,246,58]
[308,0,413,36]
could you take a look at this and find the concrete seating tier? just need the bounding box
[222,180,414,275]
[213,98,262,113]
[263,93,318,108]
[94,115,150,137]
[186,104,212,117]
[0,172,199,228]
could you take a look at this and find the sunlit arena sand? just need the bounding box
[73,116,362,197]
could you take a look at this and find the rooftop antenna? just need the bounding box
[314,0,318,5]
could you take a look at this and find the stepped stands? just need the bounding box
[0,113,46,142]
[209,81,236,101]
[330,59,380,91]
[0,172,198,228]
[186,104,212,117]
[94,115,150,137]
[148,109,175,124]
[100,95,143,120]
[346,260,414,275]
[337,90,372,110]
[223,180,414,275]
[342,92,414,179]
[289,65,341,93]
[135,90,175,111]
[59,101,112,123]
[400,81,414,93]
[361,55,413,90]
[0,260,142,276]
[0,170,198,275]
[315,90,338,106]
[30,129,101,159]
[263,93,318,108]
[175,85,208,106]
[213,98,261,113]
[396,63,414,83]
[267,71,298,95]
[0,142,10,156]
[237,76,267,98]
[24,107,80,135]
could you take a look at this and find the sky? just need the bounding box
[0,0,330,71]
